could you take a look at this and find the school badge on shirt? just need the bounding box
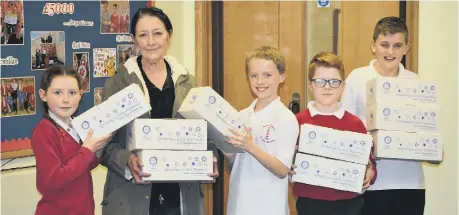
[260,124,276,143]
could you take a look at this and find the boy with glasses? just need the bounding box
[291,52,377,215]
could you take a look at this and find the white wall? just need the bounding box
[156,0,196,76]
[0,163,108,215]
[1,166,41,215]
[418,2,458,215]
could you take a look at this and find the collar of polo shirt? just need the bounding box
[307,101,345,119]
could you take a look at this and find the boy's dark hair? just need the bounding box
[40,66,82,113]
[131,7,173,36]
[245,46,285,74]
[373,16,409,43]
[308,52,345,81]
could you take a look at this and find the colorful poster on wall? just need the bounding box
[72,52,90,93]
[94,87,103,105]
[93,48,116,78]
[30,31,65,70]
[100,0,130,34]
[1,0,24,45]
[146,0,155,7]
[117,44,139,66]
[1,76,36,118]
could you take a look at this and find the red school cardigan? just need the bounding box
[32,118,100,215]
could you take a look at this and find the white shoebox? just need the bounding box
[367,77,437,105]
[292,153,366,193]
[298,124,372,165]
[71,83,150,146]
[138,150,213,182]
[371,130,442,161]
[366,102,440,132]
[178,86,247,153]
[126,119,207,151]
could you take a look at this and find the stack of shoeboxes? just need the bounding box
[126,118,213,182]
[72,83,215,182]
[71,84,152,157]
[291,124,373,193]
[177,86,248,154]
[125,86,251,182]
[366,77,442,162]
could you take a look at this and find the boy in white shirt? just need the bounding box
[341,16,442,215]
[225,46,299,215]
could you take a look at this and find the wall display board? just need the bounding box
[1,0,148,159]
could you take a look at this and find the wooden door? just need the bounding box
[340,1,400,77]
[222,1,306,215]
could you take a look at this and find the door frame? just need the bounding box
[402,1,419,73]
[195,1,224,215]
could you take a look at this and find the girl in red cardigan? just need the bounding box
[32,66,112,215]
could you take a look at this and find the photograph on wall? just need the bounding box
[1,0,24,45]
[93,48,116,78]
[31,31,65,70]
[100,0,130,34]
[117,44,139,66]
[73,52,90,93]
[1,76,36,118]
[94,87,103,106]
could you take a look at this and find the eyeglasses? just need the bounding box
[311,79,343,88]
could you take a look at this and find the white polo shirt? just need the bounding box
[227,97,299,215]
[340,60,425,190]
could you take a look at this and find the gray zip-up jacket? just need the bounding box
[100,56,212,215]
